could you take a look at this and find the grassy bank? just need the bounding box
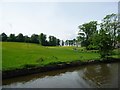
[2,42,119,71]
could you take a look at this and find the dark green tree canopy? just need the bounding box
[0,33,7,41]
[24,35,30,43]
[30,34,39,44]
[16,33,24,42]
[48,36,60,46]
[98,29,113,58]
[7,34,16,42]
[78,21,97,39]
[101,13,118,47]
[0,32,61,46]
[77,13,118,58]
[39,33,47,46]
[78,21,98,48]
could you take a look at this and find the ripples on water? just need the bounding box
[2,62,119,88]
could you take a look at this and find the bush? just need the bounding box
[98,30,113,58]
[86,45,99,50]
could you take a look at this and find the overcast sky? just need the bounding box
[1,1,118,40]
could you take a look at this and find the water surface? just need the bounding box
[2,62,119,88]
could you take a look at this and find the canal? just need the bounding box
[2,62,119,88]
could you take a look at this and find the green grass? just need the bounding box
[1,42,118,71]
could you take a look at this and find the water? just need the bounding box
[2,62,119,88]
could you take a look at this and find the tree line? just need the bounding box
[77,13,120,58]
[0,33,62,46]
[64,39,76,46]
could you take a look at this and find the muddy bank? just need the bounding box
[2,58,120,79]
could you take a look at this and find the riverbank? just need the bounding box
[2,42,119,79]
[2,42,100,71]
[3,58,120,79]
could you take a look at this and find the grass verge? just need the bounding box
[2,42,119,71]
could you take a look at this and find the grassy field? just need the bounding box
[1,42,119,71]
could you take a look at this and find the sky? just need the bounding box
[0,1,118,40]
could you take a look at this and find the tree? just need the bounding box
[77,32,86,47]
[61,40,64,46]
[49,36,53,46]
[39,33,47,46]
[53,36,57,46]
[16,33,24,42]
[86,31,100,50]
[0,33,7,41]
[30,34,39,44]
[48,36,57,46]
[65,40,69,46]
[98,29,113,58]
[24,35,30,43]
[73,39,76,46]
[56,39,60,46]
[65,39,76,46]
[101,13,118,47]
[69,40,72,46]
[78,21,97,48]
[117,32,120,43]
[7,34,16,42]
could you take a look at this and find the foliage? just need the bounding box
[48,36,60,46]
[0,32,61,46]
[65,39,76,46]
[0,33,7,41]
[16,33,24,42]
[7,34,16,42]
[39,33,47,46]
[30,34,39,44]
[24,35,30,43]
[98,29,113,58]
[86,45,99,50]
[56,39,60,46]
[78,21,97,48]
[101,13,118,47]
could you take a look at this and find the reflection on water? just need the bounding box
[81,63,118,88]
[2,62,119,88]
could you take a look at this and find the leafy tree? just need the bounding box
[39,33,47,46]
[16,33,24,42]
[117,33,120,42]
[77,34,86,47]
[78,21,97,48]
[24,35,30,43]
[48,36,57,46]
[7,34,16,42]
[98,29,113,58]
[53,37,57,46]
[56,39,60,46]
[65,39,76,46]
[101,13,118,47]
[73,39,76,46]
[87,31,99,50]
[65,40,69,46]
[49,36,53,46]
[61,40,64,46]
[30,34,39,44]
[0,33,7,41]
